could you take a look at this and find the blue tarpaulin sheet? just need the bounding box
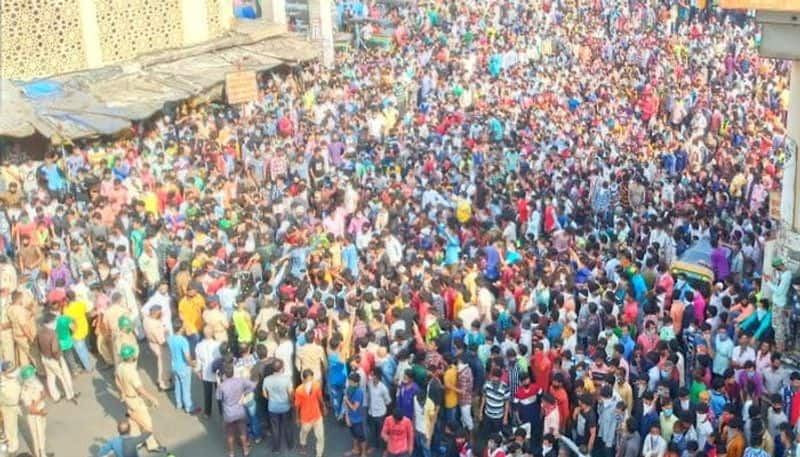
[22,80,62,99]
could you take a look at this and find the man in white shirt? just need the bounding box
[642,424,667,457]
[194,326,221,417]
[383,232,404,267]
[216,276,240,319]
[731,334,756,375]
[366,368,392,452]
[274,329,294,382]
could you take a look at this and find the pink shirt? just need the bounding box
[322,207,346,238]
[381,416,413,455]
[693,293,706,324]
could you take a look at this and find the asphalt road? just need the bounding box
[14,348,354,457]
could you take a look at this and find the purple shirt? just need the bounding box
[710,247,730,282]
[48,263,73,290]
[328,142,345,167]
[218,377,256,423]
[736,371,765,399]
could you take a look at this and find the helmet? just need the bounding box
[118,316,133,331]
[19,365,36,381]
[119,345,137,361]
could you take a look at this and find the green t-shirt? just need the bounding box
[130,228,145,258]
[689,380,707,404]
[232,310,253,344]
[463,30,475,45]
[55,315,74,350]
[411,363,428,387]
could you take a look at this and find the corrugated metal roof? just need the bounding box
[0,34,319,141]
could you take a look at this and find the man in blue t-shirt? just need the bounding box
[167,321,198,415]
[98,419,152,457]
[344,372,366,456]
[40,155,66,195]
[483,242,501,281]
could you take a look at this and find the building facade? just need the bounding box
[0,0,236,81]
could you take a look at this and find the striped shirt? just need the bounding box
[507,363,521,398]
[482,380,510,420]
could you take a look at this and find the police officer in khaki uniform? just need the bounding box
[114,345,165,453]
[19,365,47,457]
[142,305,172,391]
[99,292,128,366]
[0,257,17,364]
[113,316,139,366]
[0,361,21,453]
[0,296,15,365]
[6,291,34,367]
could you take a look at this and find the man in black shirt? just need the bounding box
[574,394,598,453]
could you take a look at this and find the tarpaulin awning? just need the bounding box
[0,32,319,141]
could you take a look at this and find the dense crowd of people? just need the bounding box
[0,0,799,457]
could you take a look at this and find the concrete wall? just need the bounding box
[0,0,236,80]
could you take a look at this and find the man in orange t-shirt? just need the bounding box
[294,369,325,457]
[381,409,414,457]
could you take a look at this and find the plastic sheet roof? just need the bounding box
[0,33,319,141]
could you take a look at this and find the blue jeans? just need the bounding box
[443,407,458,426]
[328,383,345,418]
[414,431,431,457]
[186,334,199,357]
[172,367,193,412]
[245,400,263,440]
[72,338,94,371]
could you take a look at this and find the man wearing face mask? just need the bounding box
[659,403,678,442]
[614,368,633,416]
[642,423,666,457]
[695,403,713,450]
[766,394,788,438]
[712,326,734,377]
[735,361,765,400]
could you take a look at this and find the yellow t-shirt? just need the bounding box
[443,366,459,408]
[179,295,205,335]
[191,253,209,272]
[142,192,159,216]
[64,300,89,340]
[303,90,316,110]
[87,149,107,167]
[780,89,790,110]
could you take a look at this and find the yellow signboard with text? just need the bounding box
[225,71,259,105]
[719,0,800,10]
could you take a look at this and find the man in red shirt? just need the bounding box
[381,408,414,457]
[294,369,326,457]
[550,374,571,431]
[531,342,553,395]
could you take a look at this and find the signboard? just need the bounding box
[225,71,258,105]
[770,190,783,220]
[720,0,800,10]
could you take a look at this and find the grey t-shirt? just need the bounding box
[262,374,291,413]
